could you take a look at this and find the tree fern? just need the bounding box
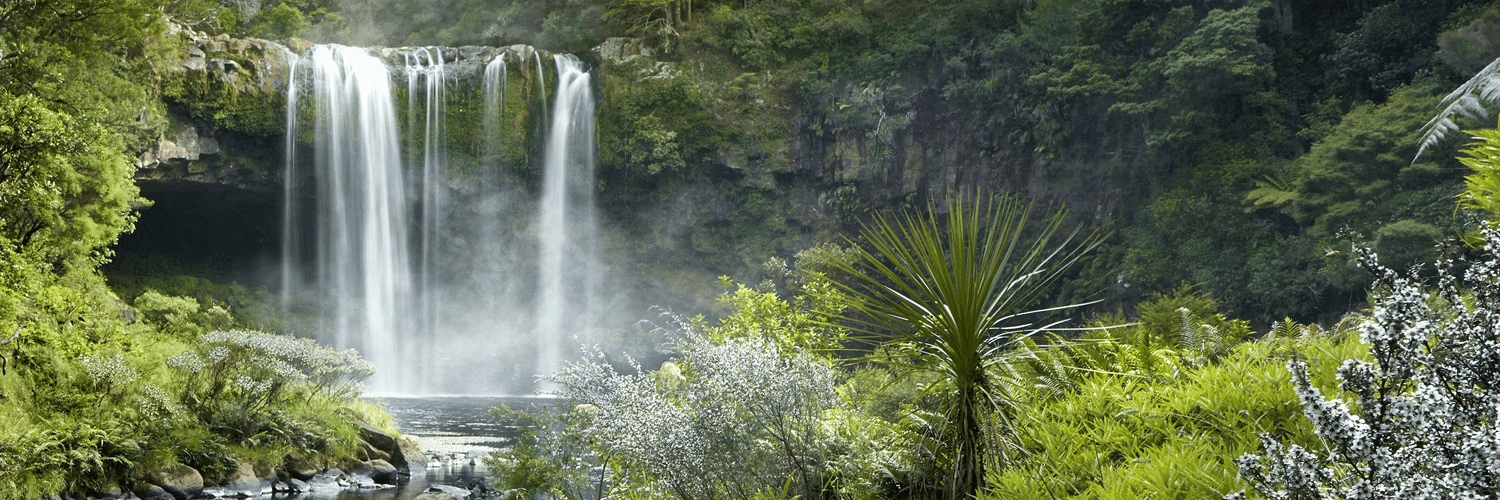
[1414,57,1500,163]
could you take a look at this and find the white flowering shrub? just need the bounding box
[1233,228,1500,499]
[547,315,839,500]
[168,330,374,443]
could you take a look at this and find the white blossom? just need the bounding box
[1235,227,1500,498]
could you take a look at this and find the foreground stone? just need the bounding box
[358,422,429,472]
[364,459,403,485]
[148,463,204,500]
[413,493,458,500]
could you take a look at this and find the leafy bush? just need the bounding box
[134,290,235,339]
[485,403,595,499]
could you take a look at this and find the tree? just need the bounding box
[0,92,141,271]
[829,193,1102,499]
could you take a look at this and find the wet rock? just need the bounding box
[284,452,320,481]
[593,37,655,64]
[399,437,429,469]
[412,493,457,500]
[86,481,126,499]
[365,459,403,485]
[359,423,425,473]
[426,485,471,499]
[221,460,269,497]
[148,463,204,500]
[306,469,343,491]
[359,439,391,462]
[271,478,310,494]
[131,484,172,500]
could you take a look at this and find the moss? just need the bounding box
[162,62,285,139]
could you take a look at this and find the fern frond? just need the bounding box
[1416,57,1500,163]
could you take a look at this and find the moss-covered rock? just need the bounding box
[162,25,293,138]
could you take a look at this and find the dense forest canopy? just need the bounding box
[161,0,1500,324]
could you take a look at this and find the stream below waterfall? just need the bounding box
[275,396,551,499]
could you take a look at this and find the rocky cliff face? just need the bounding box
[137,25,294,193]
[130,31,1095,295]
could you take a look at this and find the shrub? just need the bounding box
[165,329,374,461]
[546,316,838,500]
[1233,229,1500,498]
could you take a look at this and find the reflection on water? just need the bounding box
[271,396,556,500]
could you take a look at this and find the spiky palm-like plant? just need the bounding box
[830,194,1102,499]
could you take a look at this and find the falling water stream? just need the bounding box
[282,45,600,395]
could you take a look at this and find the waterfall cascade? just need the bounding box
[282,45,601,395]
[535,54,597,384]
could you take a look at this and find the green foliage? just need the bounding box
[709,274,848,356]
[246,3,311,40]
[1328,0,1447,104]
[1437,4,1500,75]
[134,290,233,339]
[596,61,724,211]
[1458,126,1500,226]
[989,327,1364,499]
[830,193,1102,498]
[0,93,143,273]
[484,403,595,499]
[107,267,291,333]
[1255,85,1458,239]
[1374,218,1444,268]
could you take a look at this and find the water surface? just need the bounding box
[276,396,554,499]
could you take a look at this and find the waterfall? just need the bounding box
[410,48,446,394]
[282,44,601,395]
[284,45,414,392]
[280,49,301,327]
[535,54,597,387]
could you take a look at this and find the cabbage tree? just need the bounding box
[830,193,1102,499]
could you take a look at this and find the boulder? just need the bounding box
[358,423,420,472]
[275,478,308,493]
[425,485,471,499]
[358,439,391,462]
[364,459,402,485]
[131,484,173,500]
[412,493,457,500]
[306,469,343,492]
[87,481,127,499]
[398,437,428,469]
[148,463,203,500]
[283,452,320,481]
[221,460,270,497]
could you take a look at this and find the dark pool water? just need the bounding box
[273,396,557,499]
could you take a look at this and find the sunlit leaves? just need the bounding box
[0,92,141,271]
[1457,127,1500,225]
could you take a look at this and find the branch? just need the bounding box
[0,324,18,346]
[0,323,18,376]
